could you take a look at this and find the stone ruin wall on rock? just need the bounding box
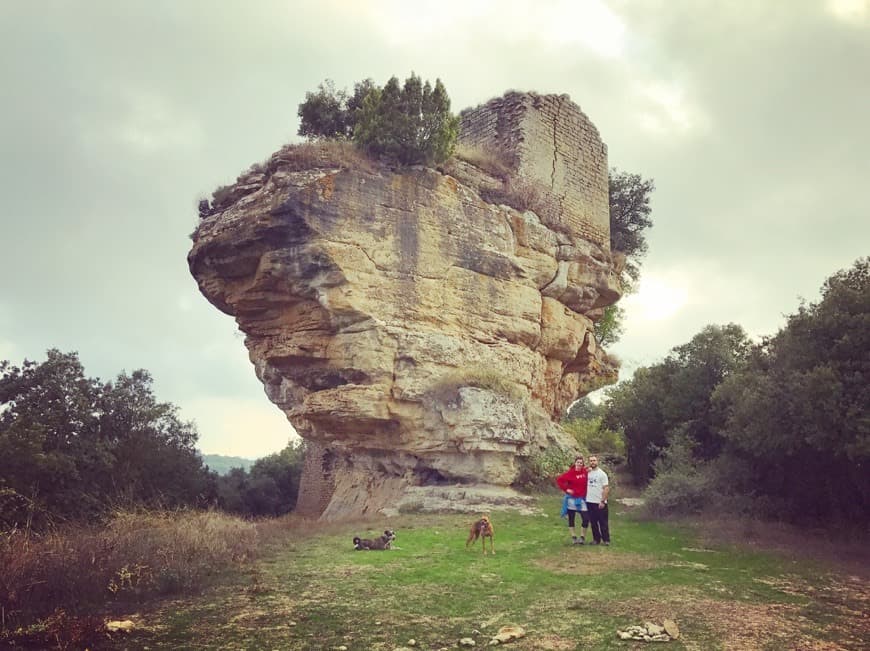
[459,92,610,247]
[296,440,336,517]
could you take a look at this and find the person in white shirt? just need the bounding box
[585,455,610,545]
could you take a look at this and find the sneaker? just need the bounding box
[604,541,610,546]
[593,540,601,545]
[573,537,584,545]
[571,536,577,545]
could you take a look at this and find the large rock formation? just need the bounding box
[189,91,622,519]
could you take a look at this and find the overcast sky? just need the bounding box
[1,1,867,458]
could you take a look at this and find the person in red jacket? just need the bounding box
[556,456,589,544]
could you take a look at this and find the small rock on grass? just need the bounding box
[460,638,477,647]
[106,620,135,632]
[489,625,526,645]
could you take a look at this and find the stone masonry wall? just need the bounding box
[459,92,610,247]
[295,441,336,516]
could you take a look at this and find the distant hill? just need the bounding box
[200,453,256,475]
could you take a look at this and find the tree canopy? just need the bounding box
[297,74,459,166]
[609,169,655,287]
[593,170,655,347]
[603,257,869,524]
[0,350,214,528]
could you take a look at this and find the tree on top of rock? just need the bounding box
[297,74,459,166]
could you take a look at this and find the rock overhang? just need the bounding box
[189,92,621,519]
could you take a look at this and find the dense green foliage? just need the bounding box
[605,258,869,523]
[593,303,626,347]
[297,78,376,140]
[594,170,655,346]
[0,350,310,529]
[0,350,215,528]
[713,258,869,521]
[354,74,459,165]
[608,168,655,287]
[297,74,459,166]
[604,323,751,484]
[562,416,626,460]
[564,396,601,421]
[214,441,304,517]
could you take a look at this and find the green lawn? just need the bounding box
[131,499,867,650]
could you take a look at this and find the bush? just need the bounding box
[354,74,459,166]
[515,445,576,491]
[297,74,459,167]
[562,417,626,459]
[641,433,713,516]
[642,468,713,517]
[0,509,259,638]
[297,78,375,140]
[215,441,305,517]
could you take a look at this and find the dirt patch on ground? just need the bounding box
[611,584,868,651]
[689,515,870,580]
[531,633,577,649]
[534,550,659,575]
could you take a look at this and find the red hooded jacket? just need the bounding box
[556,465,588,498]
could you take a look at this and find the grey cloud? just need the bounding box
[1,1,866,453]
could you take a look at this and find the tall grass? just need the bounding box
[0,509,262,637]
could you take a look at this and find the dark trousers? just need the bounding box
[567,509,589,529]
[587,502,610,543]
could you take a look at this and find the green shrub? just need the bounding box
[642,468,713,516]
[641,434,713,516]
[297,75,459,167]
[562,417,626,458]
[515,445,576,491]
[353,74,459,166]
[297,78,375,140]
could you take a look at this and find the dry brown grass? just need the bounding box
[479,177,547,215]
[268,140,379,175]
[0,509,262,634]
[207,141,380,214]
[611,584,868,651]
[453,143,514,180]
[428,367,525,403]
[688,514,870,580]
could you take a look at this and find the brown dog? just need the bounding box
[466,515,495,555]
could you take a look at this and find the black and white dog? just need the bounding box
[353,529,396,550]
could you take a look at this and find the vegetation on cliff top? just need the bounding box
[298,74,459,166]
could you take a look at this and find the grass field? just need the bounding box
[115,498,868,651]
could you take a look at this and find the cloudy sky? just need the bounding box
[2,0,867,458]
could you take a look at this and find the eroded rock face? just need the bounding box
[189,93,621,518]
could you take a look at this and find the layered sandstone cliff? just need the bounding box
[189,92,621,519]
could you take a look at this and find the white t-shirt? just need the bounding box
[586,467,609,503]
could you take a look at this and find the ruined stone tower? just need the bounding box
[459,92,610,247]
